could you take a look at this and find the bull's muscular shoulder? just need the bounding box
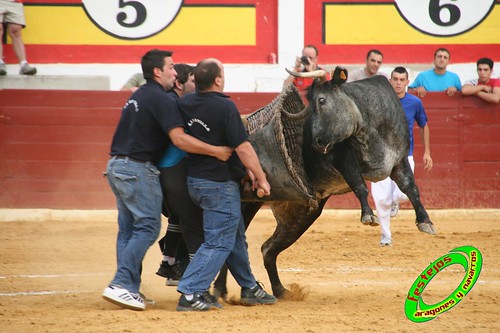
[343,76,396,104]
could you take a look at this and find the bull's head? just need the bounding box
[284,66,362,154]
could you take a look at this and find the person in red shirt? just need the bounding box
[283,45,330,100]
[0,0,37,75]
[462,57,500,104]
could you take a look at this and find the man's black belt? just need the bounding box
[114,155,152,165]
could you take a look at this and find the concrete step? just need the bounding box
[0,74,109,91]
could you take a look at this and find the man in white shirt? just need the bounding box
[347,49,388,82]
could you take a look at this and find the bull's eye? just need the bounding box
[318,97,326,105]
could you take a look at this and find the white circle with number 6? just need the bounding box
[394,0,495,36]
[82,0,182,39]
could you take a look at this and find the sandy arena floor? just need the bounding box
[0,209,498,333]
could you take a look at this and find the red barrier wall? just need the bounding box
[0,89,498,209]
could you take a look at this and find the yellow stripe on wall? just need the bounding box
[23,6,255,45]
[324,4,500,45]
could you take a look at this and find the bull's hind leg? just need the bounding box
[212,201,263,301]
[331,141,378,226]
[391,159,436,235]
[263,199,328,298]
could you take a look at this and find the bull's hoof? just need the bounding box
[361,214,379,227]
[416,222,436,235]
[212,286,228,302]
[272,286,289,299]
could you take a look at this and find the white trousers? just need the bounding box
[371,156,415,244]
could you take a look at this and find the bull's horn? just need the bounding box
[280,105,310,120]
[285,68,328,81]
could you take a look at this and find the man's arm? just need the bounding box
[419,124,433,171]
[235,141,271,196]
[461,83,488,96]
[445,86,458,97]
[408,74,427,98]
[408,86,427,98]
[476,87,500,104]
[168,127,232,161]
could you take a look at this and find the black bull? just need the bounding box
[213,68,435,299]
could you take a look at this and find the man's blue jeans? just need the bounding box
[106,157,162,293]
[177,177,257,295]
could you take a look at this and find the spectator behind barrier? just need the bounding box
[462,57,500,104]
[120,72,146,92]
[283,45,330,98]
[408,48,461,98]
[347,49,389,82]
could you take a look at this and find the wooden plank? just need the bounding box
[460,191,500,209]
[422,112,459,125]
[463,144,500,161]
[464,125,500,143]
[230,92,277,114]
[462,162,500,192]
[1,107,121,126]
[1,125,115,143]
[1,91,500,209]
[462,95,500,110]
[0,190,114,209]
[1,160,107,180]
[2,142,110,161]
[417,92,461,109]
[0,90,129,108]
[463,109,500,125]
[463,162,500,178]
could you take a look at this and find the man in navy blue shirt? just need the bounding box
[176,58,276,311]
[102,50,231,311]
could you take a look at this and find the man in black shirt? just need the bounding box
[102,50,231,311]
[176,58,276,311]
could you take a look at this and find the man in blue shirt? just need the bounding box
[372,66,433,246]
[409,48,461,98]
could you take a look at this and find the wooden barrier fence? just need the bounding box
[0,89,498,209]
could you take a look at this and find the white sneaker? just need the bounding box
[102,285,145,311]
[390,202,399,218]
[139,292,156,307]
[19,63,37,75]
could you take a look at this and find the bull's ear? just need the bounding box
[331,66,348,85]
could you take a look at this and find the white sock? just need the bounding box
[0,60,5,65]
[163,256,176,265]
[20,60,28,67]
[184,294,193,301]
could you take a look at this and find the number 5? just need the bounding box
[117,0,147,28]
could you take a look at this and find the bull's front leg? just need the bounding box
[390,159,436,235]
[331,141,378,226]
[264,199,327,298]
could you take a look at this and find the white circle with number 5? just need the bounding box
[395,0,495,36]
[82,0,182,39]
